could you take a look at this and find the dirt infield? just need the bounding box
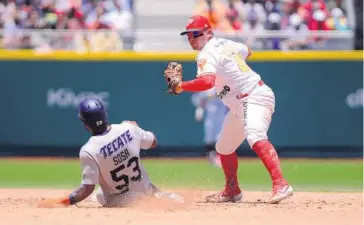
[0,189,362,225]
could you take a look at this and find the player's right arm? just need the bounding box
[124,121,158,149]
[64,150,98,204]
[38,149,98,208]
[177,53,217,93]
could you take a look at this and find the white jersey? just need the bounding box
[196,37,262,109]
[79,122,155,197]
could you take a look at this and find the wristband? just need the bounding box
[69,194,78,205]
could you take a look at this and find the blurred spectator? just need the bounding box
[23,10,43,29]
[264,0,279,14]
[307,9,329,30]
[243,8,265,49]
[327,0,345,12]
[100,0,133,31]
[306,9,330,49]
[266,12,281,30]
[326,7,348,30]
[226,0,245,23]
[62,6,85,29]
[280,0,294,30]
[280,13,310,50]
[194,0,241,32]
[265,12,281,49]
[40,1,58,29]
[66,17,82,29]
[242,0,266,24]
[291,0,302,14]
[104,0,134,15]
[225,8,242,32]
[224,0,242,32]
[194,0,227,30]
[300,0,328,22]
[85,2,110,29]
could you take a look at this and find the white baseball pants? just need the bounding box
[216,84,276,155]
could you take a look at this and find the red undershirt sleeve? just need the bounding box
[181,75,216,92]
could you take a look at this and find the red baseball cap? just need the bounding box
[180,15,212,35]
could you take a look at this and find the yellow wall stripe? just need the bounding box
[0,50,362,61]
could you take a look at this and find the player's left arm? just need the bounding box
[239,43,252,59]
[247,47,252,59]
[135,125,158,149]
[38,151,98,208]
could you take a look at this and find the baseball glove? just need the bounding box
[163,62,183,95]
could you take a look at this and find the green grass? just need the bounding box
[0,158,362,192]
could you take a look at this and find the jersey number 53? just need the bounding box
[110,156,141,194]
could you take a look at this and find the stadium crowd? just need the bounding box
[194,0,352,50]
[0,0,135,50]
[0,0,360,51]
[195,0,350,33]
[0,0,134,30]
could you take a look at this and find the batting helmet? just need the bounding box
[78,97,108,134]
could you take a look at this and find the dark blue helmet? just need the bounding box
[78,97,108,134]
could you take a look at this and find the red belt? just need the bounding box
[236,80,264,100]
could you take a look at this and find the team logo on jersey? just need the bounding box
[197,59,207,71]
[217,85,230,99]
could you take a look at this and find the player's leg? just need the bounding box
[151,183,185,203]
[93,187,137,207]
[93,180,151,207]
[244,101,293,203]
[93,187,110,207]
[205,110,245,203]
[133,171,185,204]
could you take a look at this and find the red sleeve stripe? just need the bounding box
[181,75,216,92]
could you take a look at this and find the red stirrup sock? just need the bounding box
[252,140,287,186]
[218,152,241,193]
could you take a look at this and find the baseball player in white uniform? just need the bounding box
[38,97,183,208]
[169,15,293,204]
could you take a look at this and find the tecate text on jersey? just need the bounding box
[99,130,133,159]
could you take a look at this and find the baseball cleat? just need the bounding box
[154,191,185,203]
[205,190,243,203]
[91,193,98,203]
[268,184,293,204]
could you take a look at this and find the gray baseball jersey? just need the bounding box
[79,122,155,197]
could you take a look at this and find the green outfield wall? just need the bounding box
[0,51,362,158]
